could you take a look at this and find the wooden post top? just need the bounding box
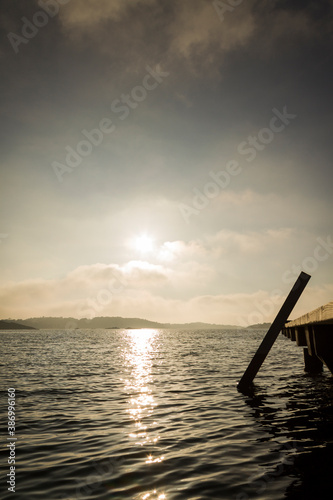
[286,301,333,327]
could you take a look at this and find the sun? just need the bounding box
[134,234,154,253]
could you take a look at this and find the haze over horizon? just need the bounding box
[1,0,333,326]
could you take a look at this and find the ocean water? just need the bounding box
[0,328,332,500]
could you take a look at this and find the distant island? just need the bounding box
[0,316,271,331]
[0,320,37,330]
[241,322,271,331]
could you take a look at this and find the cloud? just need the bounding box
[158,228,297,263]
[58,0,256,76]
[122,260,169,286]
[60,0,156,29]
[166,0,255,75]
[64,261,170,289]
[57,0,333,78]
[208,227,295,256]
[58,0,165,73]
[158,239,208,261]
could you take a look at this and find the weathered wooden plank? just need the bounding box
[237,271,311,392]
[287,301,333,327]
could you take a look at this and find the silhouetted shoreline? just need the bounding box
[0,316,270,330]
[0,320,37,330]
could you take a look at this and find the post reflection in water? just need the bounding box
[122,328,166,499]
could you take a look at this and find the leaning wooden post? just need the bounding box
[237,271,311,392]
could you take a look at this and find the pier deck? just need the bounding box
[282,301,333,374]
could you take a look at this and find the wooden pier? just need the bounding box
[282,301,333,374]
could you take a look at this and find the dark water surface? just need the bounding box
[1,329,332,499]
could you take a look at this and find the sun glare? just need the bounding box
[135,234,154,253]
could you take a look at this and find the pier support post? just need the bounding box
[237,271,311,392]
[303,347,323,373]
[295,327,307,346]
[312,324,333,373]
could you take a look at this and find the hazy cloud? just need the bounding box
[60,0,157,29]
[1,268,332,325]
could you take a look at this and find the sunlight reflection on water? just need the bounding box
[122,329,165,499]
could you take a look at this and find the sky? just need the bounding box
[0,0,332,325]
